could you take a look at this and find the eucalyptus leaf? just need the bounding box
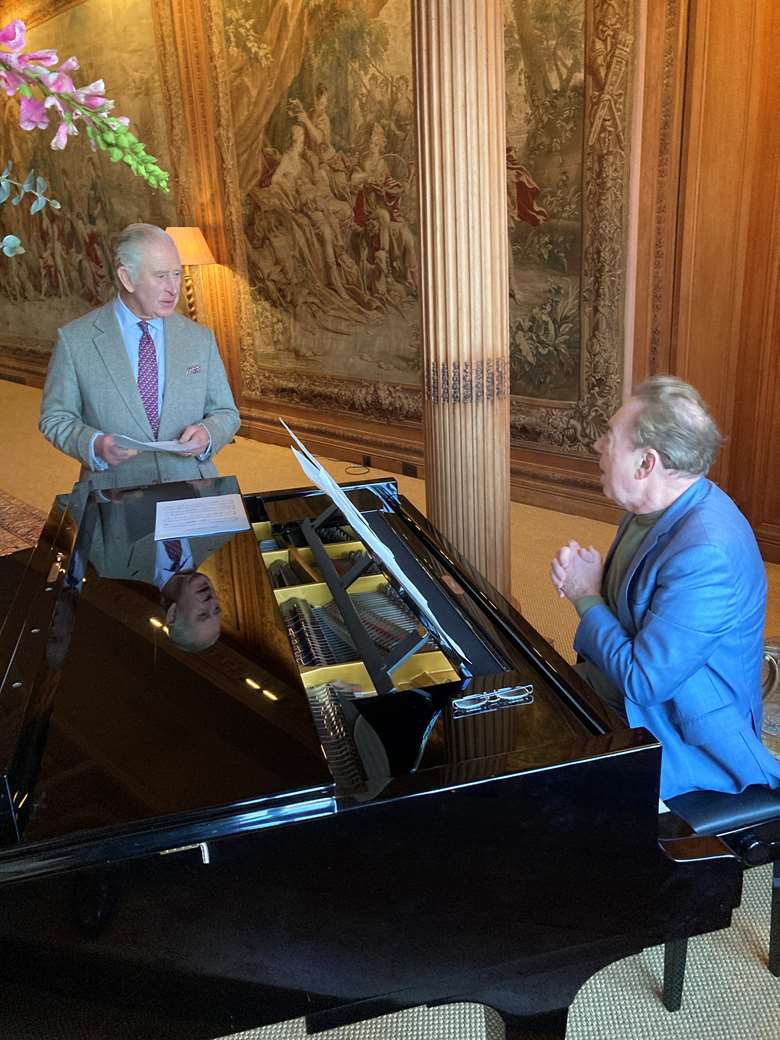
[30,196,47,215]
[22,169,35,192]
[0,182,10,205]
[1,161,11,178]
[35,176,47,194]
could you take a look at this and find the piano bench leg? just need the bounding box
[490,1006,568,1040]
[662,937,688,1012]
[770,860,780,977]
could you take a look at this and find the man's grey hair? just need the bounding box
[630,376,724,475]
[112,223,172,283]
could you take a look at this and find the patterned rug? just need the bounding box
[0,488,47,556]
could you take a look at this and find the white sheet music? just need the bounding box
[114,434,194,454]
[154,493,250,540]
[281,420,468,664]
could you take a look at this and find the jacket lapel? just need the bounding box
[157,314,186,439]
[92,300,154,438]
[615,477,710,628]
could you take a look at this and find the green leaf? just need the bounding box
[108,147,122,162]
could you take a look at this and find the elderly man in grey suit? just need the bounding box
[39,223,240,489]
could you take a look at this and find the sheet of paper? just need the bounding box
[114,434,194,454]
[281,420,469,665]
[154,493,250,540]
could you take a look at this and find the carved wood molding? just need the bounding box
[648,0,687,377]
[4,0,86,27]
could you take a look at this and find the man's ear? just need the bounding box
[636,450,657,479]
[116,265,135,294]
[165,602,177,626]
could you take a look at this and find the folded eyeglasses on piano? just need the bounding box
[0,475,743,1039]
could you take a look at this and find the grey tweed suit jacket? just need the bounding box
[39,300,240,490]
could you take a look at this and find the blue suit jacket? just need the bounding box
[575,477,780,799]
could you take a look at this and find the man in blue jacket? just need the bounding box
[551,376,780,800]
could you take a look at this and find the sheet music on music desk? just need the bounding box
[154,494,250,541]
[280,420,469,664]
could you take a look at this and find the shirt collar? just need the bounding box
[114,293,165,337]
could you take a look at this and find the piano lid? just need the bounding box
[3,477,332,848]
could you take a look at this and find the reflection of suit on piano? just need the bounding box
[86,482,230,586]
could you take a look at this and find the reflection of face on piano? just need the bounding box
[162,571,222,652]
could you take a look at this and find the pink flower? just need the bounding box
[18,49,58,67]
[40,70,75,93]
[19,95,48,131]
[0,68,22,95]
[51,121,69,150]
[44,95,64,117]
[78,79,105,96]
[0,19,26,52]
[82,95,110,111]
[0,53,22,74]
[58,56,79,73]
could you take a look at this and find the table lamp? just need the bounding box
[164,226,216,321]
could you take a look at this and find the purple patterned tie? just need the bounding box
[137,320,159,437]
[164,538,183,572]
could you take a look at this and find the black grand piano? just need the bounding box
[0,475,742,1039]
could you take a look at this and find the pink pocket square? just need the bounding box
[185,364,202,375]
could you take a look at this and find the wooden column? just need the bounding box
[412,0,511,596]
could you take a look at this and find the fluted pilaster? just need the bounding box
[412,0,510,596]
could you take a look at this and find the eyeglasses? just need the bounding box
[452,684,534,713]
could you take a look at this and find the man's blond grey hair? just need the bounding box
[630,376,724,476]
[112,223,173,283]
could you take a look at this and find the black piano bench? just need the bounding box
[661,784,780,1012]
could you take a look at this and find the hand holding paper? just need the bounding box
[113,434,197,455]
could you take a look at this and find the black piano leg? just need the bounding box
[662,937,688,1011]
[770,860,780,977]
[489,1007,568,1040]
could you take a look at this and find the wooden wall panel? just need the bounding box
[726,0,780,561]
[670,0,779,559]
[671,0,760,487]
[631,0,689,384]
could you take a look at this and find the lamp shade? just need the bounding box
[164,226,216,266]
